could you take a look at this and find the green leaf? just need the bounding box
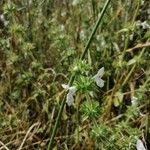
[127,58,136,66]
[80,100,100,120]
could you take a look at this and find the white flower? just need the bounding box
[0,15,5,21]
[141,0,144,5]
[131,96,138,106]
[72,0,78,6]
[141,21,150,29]
[60,24,65,31]
[29,0,32,5]
[62,84,77,106]
[89,91,94,97]
[80,30,85,39]
[93,67,105,88]
[136,139,146,150]
[61,11,66,17]
[129,34,134,41]
[136,20,150,29]
[0,14,9,26]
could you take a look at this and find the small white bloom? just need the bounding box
[141,21,150,29]
[136,139,146,150]
[101,37,106,46]
[131,96,138,106]
[62,84,77,106]
[0,14,5,21]
[141,0,144,5]
[89,91,94,97]
[29,0,32,5]
[121,35,125,41]
[129,34,134,41]
[60,24,65,31]
[136,20,150,29]
[0,14,9,26]
[72,0,78,6]
[136,20,141,26]
[80,30,85,39]
[66,91,74,106]
[93,67,105,88]
[61,11,66,17]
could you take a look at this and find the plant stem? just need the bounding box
[122,46,146,86]
[80,0,111,60]
[47,1,111,149]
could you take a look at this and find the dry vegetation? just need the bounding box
[0,0,150,149]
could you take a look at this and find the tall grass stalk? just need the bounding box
[47,0,111,149]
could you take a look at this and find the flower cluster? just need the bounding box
[62,67,105,106]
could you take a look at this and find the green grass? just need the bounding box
[0,0,150,149]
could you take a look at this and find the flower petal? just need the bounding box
[97,67,104,78]
[66,92,74,106]
[61,84,69,90]
[136,139,146,150]
[95,78,104,88]
[131,96,138,106]
[62,85,77,106]
[69,86,77,94]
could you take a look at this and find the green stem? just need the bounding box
[47,1,111,149]
[122,47,146,86]
[80,0,111,60]
[26,0,33,42]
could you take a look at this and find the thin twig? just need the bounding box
[0,141,10,150]
[126,42,150,52]
[17,122,39,150]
